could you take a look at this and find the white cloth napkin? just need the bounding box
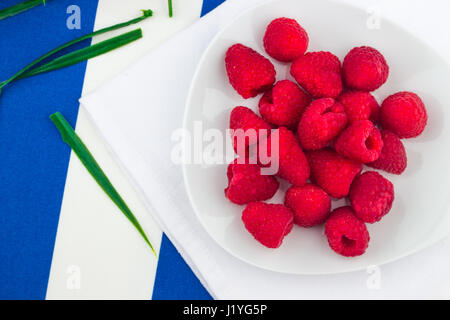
[81,0,450,299]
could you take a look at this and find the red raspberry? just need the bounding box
[229,106,272,154]
[263,17,309,62]
[325,206,370,257]
[290,51,343,98]
[368,130,407,174]
[225,44,276,99]
[334,120,383,163]
[337,90,380,124]
[342,46,389,91]
[258,127,310,186]
[379,91,427,138]
[297,98,347,150]
[225,162,279,205]
[242,202,294,248]
[349,171,394,223]
[284,184,331,227]
[259,80,311,129]
[306,148,362,198]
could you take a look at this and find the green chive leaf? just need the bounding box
[18,29,142,80]
[50,112,157,257]
[168,0,173,17]
[0,10,152,92]
[0,0,47,21]
[141,9,153,17]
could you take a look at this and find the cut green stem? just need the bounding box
[18,29,142,79]
[0,9,152,92]
[0,0,47,21]
[168,0,173,17]
[50,112,157,257]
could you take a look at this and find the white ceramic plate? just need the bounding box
[183,0,450,274]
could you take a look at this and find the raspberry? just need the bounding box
[225,162,279,205]
[334,120,383,163]
[258,127,310,186]
[259,80,311,129]
[368,130,407,174]
[229,106,272,154]
[242,202,294,248]
[379,91,427,138]
[349,171,394,223]
[225,44,276,99]
[263,17,309,62]
[337,90,380,124]
[284,184,331,227]
[325,206,370,257]
[306,148,362,198]
[297,98,347,150]
[290,51,343,98]
[342,46,389,91]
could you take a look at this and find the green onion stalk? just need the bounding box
[0,0,48,21]
[50,112,157,257]
[0,10,153,96]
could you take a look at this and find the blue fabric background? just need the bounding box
[152,235,212,300]
[0,0,225,300]
[201,0,227,16]
[0,0,99,300]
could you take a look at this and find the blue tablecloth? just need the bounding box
[0,0,225,300]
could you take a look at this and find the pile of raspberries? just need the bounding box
[223,17,428,257]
